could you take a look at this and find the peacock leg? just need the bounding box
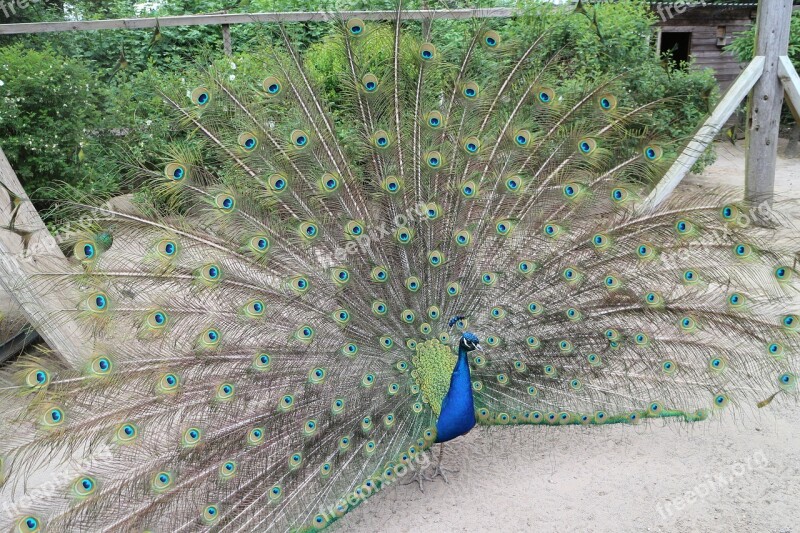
[426,443,459,483]
[400,462,430,493]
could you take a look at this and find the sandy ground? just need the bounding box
[341,141,800,533]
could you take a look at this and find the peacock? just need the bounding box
[1,7,798,533]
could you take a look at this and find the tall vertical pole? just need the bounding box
[744,0,793,206]
[222,24,232,56]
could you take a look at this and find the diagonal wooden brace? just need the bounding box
[0,147,90,366]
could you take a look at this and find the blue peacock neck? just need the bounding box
[434,341,477,443]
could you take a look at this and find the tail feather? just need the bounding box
[0,9,797,533]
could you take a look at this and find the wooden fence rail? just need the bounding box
[0,8,517,34]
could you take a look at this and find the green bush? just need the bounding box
[0,45,113,199]
[1,0,721,208]
[726,11,800,65]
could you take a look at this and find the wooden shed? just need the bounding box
[652,1,758,90]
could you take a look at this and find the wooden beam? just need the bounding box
[0,147,89,366]
[778,56,800,124]
[637,56,766,214]
[0,8,518,35]
[222,24,232,56]
[744,0,793,206]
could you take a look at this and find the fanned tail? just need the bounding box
[0,7,797,533]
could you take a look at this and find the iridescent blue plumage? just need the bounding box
[435,333,479,443]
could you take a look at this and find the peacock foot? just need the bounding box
[401,466,431,493]
[424,463,459,484]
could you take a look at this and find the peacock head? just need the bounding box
[460,332,481,352]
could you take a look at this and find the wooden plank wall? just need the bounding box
[657,6,756,91]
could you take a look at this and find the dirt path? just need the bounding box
[342,142,800,533]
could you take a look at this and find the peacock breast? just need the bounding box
[411,339,458,417]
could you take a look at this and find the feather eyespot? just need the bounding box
[419,43,436,60]
[481,272,497,286]
[597,93,617,110]
[721,204,739,221]
[25,368,50,388]
[362,73,378,92]
[426,111,443,128]
[199,328,221,347]
[428,250,444,266]
[331,398,345,415]
[248,235,270,255]
[89,356,113,376]
[774,265,794,282]
[157,372,180,393]
[214,193,235,212]
[513,129,531,147]
[382,175,402,193]
[248,427,266,444]
[372,130,390,149]
[17,516,41,533]
[295,325,314,342]
[182,427,202,447]
[299,221,319,240]
[73,476,97,497]
[455,229,471,246]
[202,505,219,524]
[496,219,514,236]
[115,422,138,443]
[86,292,109,313]
[643,145,663,161]
[265,173,288,193]
[463,136,481,154]
[321,172,340,192]
[253,353,271,371]
[371,266,389,283]
[237,132,258,152]
[191,87,211,106]
[215,383,235,401]
[536,87,555,104]
[347,18,365,36]
[263,76,282,96]
[331,267,349,284]
[345,220,364,238]
[425,151,443,168]
[462,81,479,99]
[151,471,173,492]
[372,300,388,315]
[220,461,238,479]
[578,138,597,155]
[291,129,309,149]
[394,226,414,244]
[483,30,501,48]
[461,180,477,198]
[164,162,187,181]
[74,241,97,261]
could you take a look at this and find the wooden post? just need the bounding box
[0,147,88,366]
[744,0,793,206]
[222,24,232,56]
